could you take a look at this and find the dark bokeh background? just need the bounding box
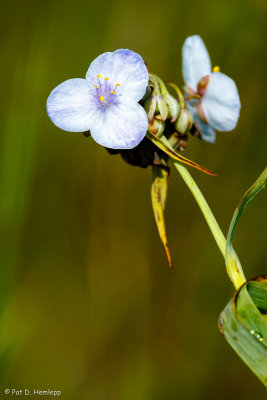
[0,0,266,398]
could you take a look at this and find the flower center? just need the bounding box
[94,75,121,106]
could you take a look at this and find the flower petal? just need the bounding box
[202,72,241,131]
[47,79,99,132]
[86,49,148,103]
[187,103,216,143]
[90,103,148,149]
[182,35,212,90]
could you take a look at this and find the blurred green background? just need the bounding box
[0,0,266,398]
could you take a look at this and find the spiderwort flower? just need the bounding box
[47,49,149,149]
[182,35,241,143]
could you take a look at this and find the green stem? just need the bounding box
[171,159,246,290]
[173,161,226,256]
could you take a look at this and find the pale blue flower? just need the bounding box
[182,35,241,143]
[47,49,149,149]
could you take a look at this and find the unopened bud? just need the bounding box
[175,108,193,134]
[155,95,169,121]
[149,73,177,122]
[167,132,180,149]
[148,118,165,137]
[144,94,157,122]
[179,135,188,151]
[164,93,179,122]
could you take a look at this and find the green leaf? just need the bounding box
[225,167,267,289]
[219,277,267,387]
[220,168,267,386]
[247,280,267,313]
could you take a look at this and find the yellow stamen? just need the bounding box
[99,95,104,102]
[104,77,109,80]
[94,84,98,89]
[116,83,120,86]
[213,66,220,73]
[110,91,115,94]
[97,74,101,78]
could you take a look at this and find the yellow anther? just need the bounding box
[104,77,109,80]
[110,91,115,94]
[94,84,98,89]
[213,66,220,72]
[116,83,120,86]
[97,74,101,78]
[99,95,104,102]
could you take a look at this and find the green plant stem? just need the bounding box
[173,161,225,256]
[171,159,246,290]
